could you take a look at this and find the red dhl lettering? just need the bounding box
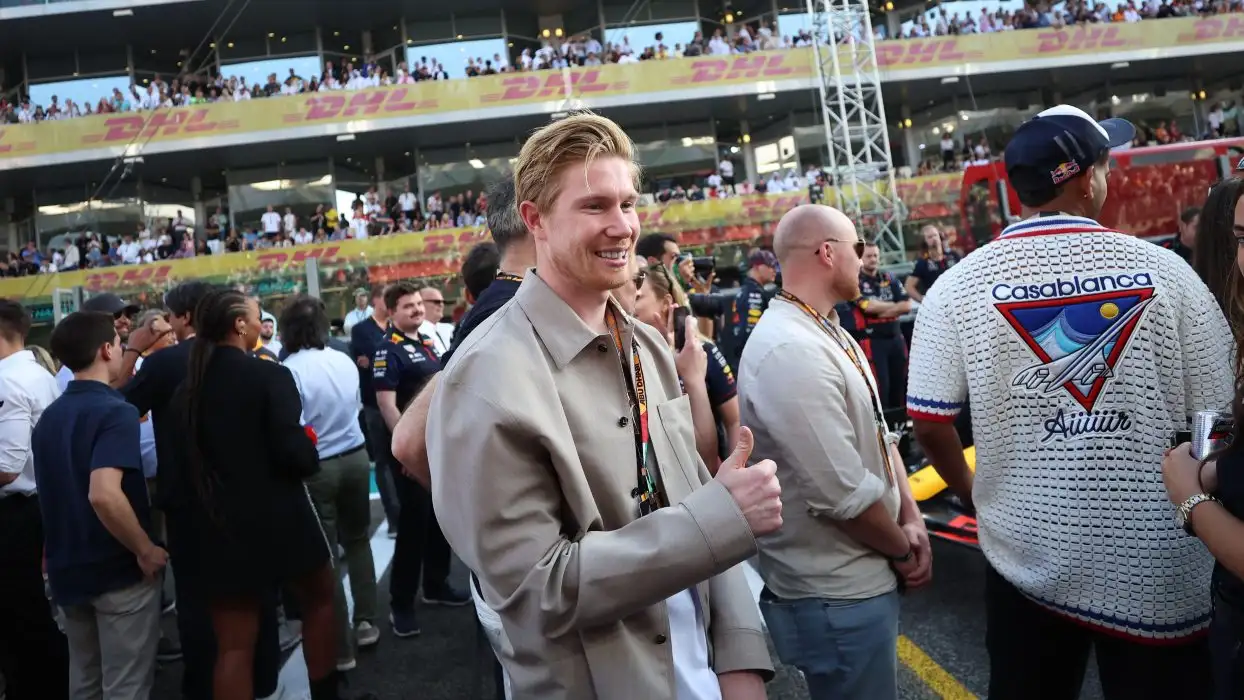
[678,55,795,84]
[300,90,429,122]
[740,195,805,222]
[637,209,666,227]
[256,246,341,270]
[84,265,172,292]
[1181,16,1244,41]
[93,109,222,143]
[877,39,973,66]
[1033,26,1127,53]
[480,70,608,103]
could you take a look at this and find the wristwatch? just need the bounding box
[889,549,914,563]
[1176,493,1219,535]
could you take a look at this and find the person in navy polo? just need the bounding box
[352,284,400,534]
[37,311,167,699]
[374,280,466,639]
[836,242,912,420]
[903,224,961,303]
[723,248,778,371]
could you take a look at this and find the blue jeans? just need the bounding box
[759,588,899,700]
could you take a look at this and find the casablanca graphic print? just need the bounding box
[994,276,1156,442]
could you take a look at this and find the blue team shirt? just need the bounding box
[373,328,441,411]
[34,380,149,606]
[352,317,388,408]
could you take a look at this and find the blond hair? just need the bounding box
[29,345,57,375]
[513,111,641,214]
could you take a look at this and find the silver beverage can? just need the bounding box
[1191,410,1234,460]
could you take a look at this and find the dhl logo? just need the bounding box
[670,55,807,85]
[412,229,488,256]
[479,70,624,103]
[739,195,806,223]
[255,246,341,270]
[896,175,959,201]
[82,109,240,144]
[84,265,173,292]
[1177,16,1244,42]
[1030,26,1133,53]
[0,129,35,155]
[877,39,984,66]
[286,89,438,124]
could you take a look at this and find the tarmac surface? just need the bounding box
[147,499,1111,700]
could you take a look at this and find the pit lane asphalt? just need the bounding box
[150,501,1110,700]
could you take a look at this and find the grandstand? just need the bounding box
[1,0,1243,697]
[0,0,1240,341]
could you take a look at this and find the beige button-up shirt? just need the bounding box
[738,298,901,601]
[428,272,773,699]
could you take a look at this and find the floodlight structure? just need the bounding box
[806,0,906,263]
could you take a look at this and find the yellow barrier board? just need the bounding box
[2,15,1238,161]
[875,14,1243,69]
[0,173,966,301]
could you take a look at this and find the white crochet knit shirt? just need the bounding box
[907,213,1234,641]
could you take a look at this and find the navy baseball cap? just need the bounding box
[1004,105,1135,198]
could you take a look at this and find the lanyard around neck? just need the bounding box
[494,271,523,284]
[776,290,896,485]
[604,309,665,516]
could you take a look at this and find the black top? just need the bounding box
[122,340,192,509]
[1160,238,1193,264]
[165,345,326,594]
[1214,446,1244,608]
[909,251,961,297]
[34,381,149,606]
[441,276,522,367]
[351,316,388,408]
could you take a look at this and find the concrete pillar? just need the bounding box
[3,197,16,254]
[362,30,374,60]
[886,13,902,39]
[191,176,207,239]
[374,155,386,193]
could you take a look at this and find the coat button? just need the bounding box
[654,634,667,644]
[618,416,629,427]
[597,343,608,352]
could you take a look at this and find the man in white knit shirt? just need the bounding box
[908,105,1233,699]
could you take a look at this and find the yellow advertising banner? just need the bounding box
[874,13,1243,69]
[0,51,812,161]
[2,15,1237,162]
[0,173,965,302]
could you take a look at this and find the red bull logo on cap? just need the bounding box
[1050,161,1081,185]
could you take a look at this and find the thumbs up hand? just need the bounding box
[714,427,783,536]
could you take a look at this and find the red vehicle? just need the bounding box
[959,137,1244,249]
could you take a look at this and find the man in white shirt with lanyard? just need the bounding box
[737,205,930,700]
[0,299,69,699]
[907,105,1231,699]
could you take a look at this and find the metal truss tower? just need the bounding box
[806,0,906,264]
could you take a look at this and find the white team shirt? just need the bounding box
[0,351,60,497]
[906,213,1234,641]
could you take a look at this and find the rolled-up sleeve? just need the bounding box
[0,383,32,477]
[428,377,757,640]
[752,342,887,521]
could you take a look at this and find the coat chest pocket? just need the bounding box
[651,394,702,503]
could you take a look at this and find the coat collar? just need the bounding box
[515,269,634,370]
